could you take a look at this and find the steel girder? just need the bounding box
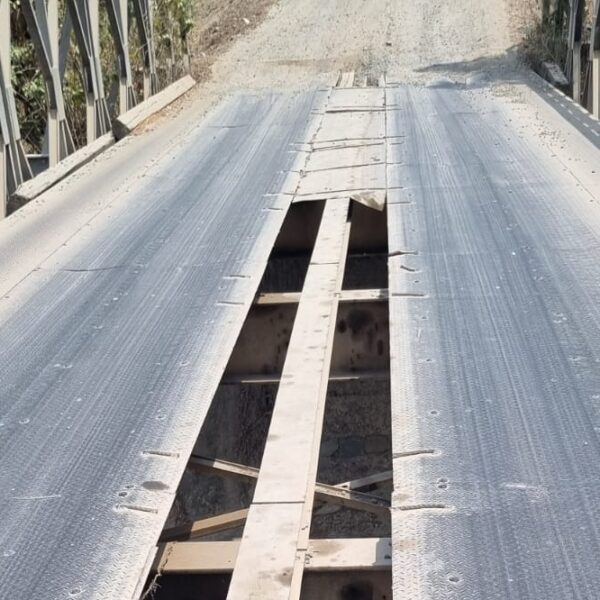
[21,0,76,166]
[132,0,158,98]
[105,0,137,113]
[0,0,33,218]
[67,0,111,142]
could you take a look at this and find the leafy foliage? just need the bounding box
[9,0,194,152]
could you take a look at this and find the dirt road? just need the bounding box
[194,0,512,93]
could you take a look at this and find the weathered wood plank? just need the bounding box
[226,200,351,599]
[188,455,258,480]
[315,111,386,143]
[337,71,355,87]
[254,288,388,305]
[160,508,249,542]
[155,538,392,574]
[11,133,114,207]
[112,75,196,140]
[297,164,386,197]
[220,369,390,385]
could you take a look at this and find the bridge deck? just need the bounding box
[1,73,600,600]
[0,90,321,600]
[388,84,600,598]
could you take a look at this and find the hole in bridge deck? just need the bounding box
[258,200,325,293]
[343,203,389,290]
[145,199,393,600]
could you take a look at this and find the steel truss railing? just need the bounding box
[1,0,190,217]
[552,0,600,117]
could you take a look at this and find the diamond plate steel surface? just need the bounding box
[0,90,320,599]
[388,85,600,599]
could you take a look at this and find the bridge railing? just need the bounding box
[0,0,191,219]
[562,0,600,116]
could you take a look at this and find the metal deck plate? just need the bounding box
[388,85,600,599]
[0,90,320,600]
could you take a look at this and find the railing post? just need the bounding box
[67,0,111,143]
[592,0,600,119]
[567,0,583,104]
[21,0,75,166]
[105,0,136,115]
[88,0,100,139]
[0,0,33,217]
[133,0,158,98]
[47,0,59,164]
[0,0,8,218]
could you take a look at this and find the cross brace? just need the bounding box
[67,0,111,142]
[0,0,33,217]
[188,455,390,515]
[21,0,75,165]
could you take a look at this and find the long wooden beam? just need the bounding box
[254,288,389,305]
[220,369,390,386]
[154,538,392,574]
[226,200,352,599]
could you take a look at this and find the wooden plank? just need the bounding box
[249,201,351,504]
[306,143,385,172]
[155,538,392,574]
[315,111,386,143]
[294,189,386,211]
[306,537,392,571]
[311,139,385,151]
[297,164,386,197]
[226,200,351,599]
[188,455,258,480]
[220,369,390,385]
[160,509,249,542]
[337,71,355,87]
[254,288,388,305]
[12,133,114,207]
[254,291,302,305]
[155,540,239,574]
[327,88,385,111]
[112,75,196,140]
[315,482,389,515]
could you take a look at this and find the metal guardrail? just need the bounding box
[0,0,190,218]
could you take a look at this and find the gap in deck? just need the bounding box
[343,203,388,290]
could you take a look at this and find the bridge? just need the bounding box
[1,1,600,599]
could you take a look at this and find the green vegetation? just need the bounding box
[522,0,569,69]
[522,0,592,71]
[9,0,194,153]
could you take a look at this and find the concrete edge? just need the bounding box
[9,75,196,213]
[521,68,600,147]
[537,61,570,91]
[113,75,197,141]
[10,132,115,211]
